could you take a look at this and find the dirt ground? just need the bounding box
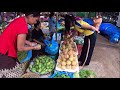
[82,34,120,78]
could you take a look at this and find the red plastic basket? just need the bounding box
[77,44,83,56]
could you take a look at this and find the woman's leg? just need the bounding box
[78,36,89,66]
[78,32,97,66]
[84,32,97,65]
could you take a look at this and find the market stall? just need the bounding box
[0,12,97,78]
[18,32,96,78]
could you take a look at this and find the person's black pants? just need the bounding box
[78,32,97,66]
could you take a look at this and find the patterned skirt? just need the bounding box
[0,53,26,78]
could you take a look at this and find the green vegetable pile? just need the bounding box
[17,51,27,62]
[79,69,97,78]
[29,56,55,75]
[73,72,80,78]
[54,73,70,78]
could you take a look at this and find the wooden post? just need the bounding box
[56,12,58,42]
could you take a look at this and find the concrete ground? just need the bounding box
[82,34,120,78]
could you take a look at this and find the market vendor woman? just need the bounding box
[71,15,102,67]
[0,12,41,71]
[32,20,46,58]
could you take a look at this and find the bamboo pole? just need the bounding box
[56,12,58,41]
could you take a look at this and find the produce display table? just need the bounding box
[19,34,97,78]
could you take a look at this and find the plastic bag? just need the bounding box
[44,37,59,55]
[82,18,120,43]
[20,50,32,63]
[49,70,74,78]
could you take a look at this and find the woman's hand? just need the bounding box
[91,26,100,33]
[30,42,37,47]
[25,40,37,47]
[33,44,41,50]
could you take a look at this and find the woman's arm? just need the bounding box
[81,24,99,33]
[17,34,41,51]
[25,40,37,47]
[33,39,45,46]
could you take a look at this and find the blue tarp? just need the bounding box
[99,23,120,43]
[83,18,120,43]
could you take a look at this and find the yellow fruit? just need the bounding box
[57,64,61,68]
[66,65,71,69]
[68,50,73,56]
[66,61,71,65]
[61,66,66,70]
[71,66,76,70]
[73,53,76,57]
[57,59,61,63]
[62,61,66,66]
[66,55,69,59]
[73,56,77,61]
[69,55,73,61]
[60,54,64,59]
[64,51,68,55]
[72,61,77,66]
[62,45,66,49]
[65,48,68,52]
[62,58,66,61]
[69,58,73,61]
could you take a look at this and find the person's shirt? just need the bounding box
[0,16,28,58]
[48,17,56,28]
[75,19,94,36]
[32,29,44,41]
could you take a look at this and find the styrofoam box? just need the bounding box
[55,41,79,72]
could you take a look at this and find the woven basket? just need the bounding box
[20,72,40,78]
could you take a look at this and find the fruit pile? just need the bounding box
[56,35,78,70]
[29,56,55,75]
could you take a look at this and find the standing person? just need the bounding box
[0,12,41,78]
[71,15,102,67]
[48,12,56,37]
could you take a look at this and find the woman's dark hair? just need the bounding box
[22,12,40,17]
[34,20,40,28]
[49,12,55,18]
